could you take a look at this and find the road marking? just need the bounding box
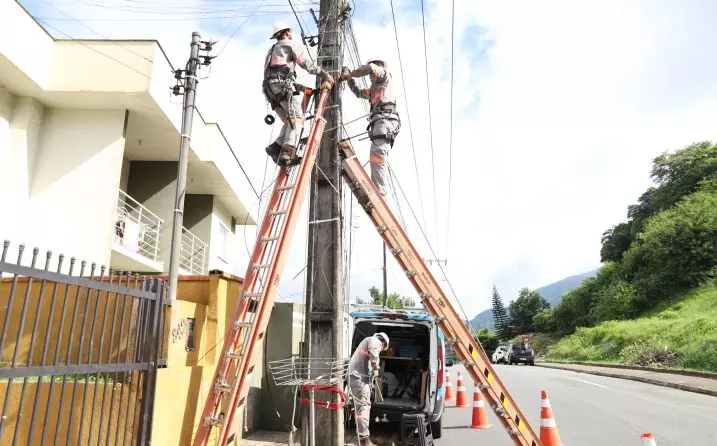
[568,377,609,389]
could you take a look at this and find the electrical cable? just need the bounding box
[419,0,441,258]
[389,168,474,329]
[388,0,430,239]
[446,0,455,262]
[215,0,269,57]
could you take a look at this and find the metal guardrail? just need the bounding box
[114,190,163,263]
[179,227,208,275]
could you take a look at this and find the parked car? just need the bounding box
[349,308,447,439]
[491,345,510,364]
[507,342,535,365]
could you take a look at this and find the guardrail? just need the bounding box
[179,227,208,275]
[114,190,163,262]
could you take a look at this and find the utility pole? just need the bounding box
[167,32,207,321]
[302,0,347,444]
[382,243,388,307]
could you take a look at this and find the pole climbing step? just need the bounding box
[192,83,333,446]
[338,140,543,446]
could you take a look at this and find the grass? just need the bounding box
[546,283,717,372]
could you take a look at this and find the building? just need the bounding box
[0,0,257,275]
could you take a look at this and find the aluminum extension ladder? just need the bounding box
[339,140,542,446]
[192,83,332,446]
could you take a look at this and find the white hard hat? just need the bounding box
[270,21,292,39]
[374,332,389,350]
[366,56,387,65]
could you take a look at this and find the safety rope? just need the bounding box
[299,385,347,410]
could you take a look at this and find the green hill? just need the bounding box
[546,283,717,371]
[469,269,597,330]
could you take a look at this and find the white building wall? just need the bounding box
[0,94,44,244]
[208,198,237,272]
[29,109,126,266]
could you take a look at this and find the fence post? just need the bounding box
[137,278,164,444]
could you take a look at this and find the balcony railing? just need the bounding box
[113,190,163,263]
[180,227,208,275]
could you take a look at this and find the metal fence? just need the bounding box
[115,190,163,263]
[179,227,208,275]
[0,240,168,446]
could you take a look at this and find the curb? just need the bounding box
[536,363,717,398]
[537,361,717,380]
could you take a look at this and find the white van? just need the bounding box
[348,307,448,439]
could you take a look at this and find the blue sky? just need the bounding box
[16,0,717,318]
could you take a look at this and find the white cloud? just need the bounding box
[22,0,717,318]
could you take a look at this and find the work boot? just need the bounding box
[359,437,375,446]
[279,145,301,167]
[265,142,281,165]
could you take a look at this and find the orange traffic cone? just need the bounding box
[641,433,658,445]
[470,384,491,429]
[454,372,469,408]
[444,370,455,402]
[540,390,563,446]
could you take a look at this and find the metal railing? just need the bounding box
[0,240,168,445]
[114,190,163,263]
[179,227,207,275]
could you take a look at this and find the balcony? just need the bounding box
[179,227,208,275]
[110,190,164,273]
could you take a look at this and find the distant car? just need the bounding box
[491,345,510,364]
[508,343,535,365]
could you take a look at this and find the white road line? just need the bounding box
[568,377,609,389]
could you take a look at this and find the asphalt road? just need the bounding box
[436,364,717,446]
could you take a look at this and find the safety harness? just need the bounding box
[365,72,401,147]
[262,43,299,111]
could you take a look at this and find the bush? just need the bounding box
[532,310,555,332]
[589,279,646,322]
[474,328,499,353]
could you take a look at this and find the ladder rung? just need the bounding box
[233,321,252,329]
[261,236,280,242]
[278,184,295,191]
[244,292,262,299]
[269,210,287,216]
[215,381,232,393]
[203,414,225,426]
[225,350,243,359]
[252,263,270,269]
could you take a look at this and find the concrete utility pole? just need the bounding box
[302,0,346,444]
[167,32,201,319]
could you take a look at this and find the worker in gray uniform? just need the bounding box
[341,57,401,197]
[263,22,334,166]
[348,332,389,446]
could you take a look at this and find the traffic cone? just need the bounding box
[470,384,491,429]
[445,370,455,402]
[641,433,658,445]
[540,390,563,446]
[454,372,469,408]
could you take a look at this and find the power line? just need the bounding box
[419,0,440,258]
[389,168,473,327]
[446,0,455,261]
[215,0,269,56]
[388,0,429,238]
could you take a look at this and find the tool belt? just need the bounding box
[367,103,401,146]
[262,66,297,109]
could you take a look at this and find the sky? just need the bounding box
[19,0,717,319]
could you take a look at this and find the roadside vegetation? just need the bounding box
[481,141,717,371]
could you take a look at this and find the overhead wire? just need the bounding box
[446,0,455,262]
[388,0,430,240]
[215,0,270,56]
[419,0,441,258]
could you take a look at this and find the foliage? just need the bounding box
[508,288,550,333]
[474,328,500,353]
[491,286,510,340]
[622,189,717,301]
[600,223,633,262]
[532,310,556,333]
[546,283,717,372]
[359,286,417,309]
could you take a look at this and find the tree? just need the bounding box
[366,286,416,309]
[532,310,555,332]
[491,286,510,340]
[508,288,550,333]
[600,222,633,262]
[474,328,499,354]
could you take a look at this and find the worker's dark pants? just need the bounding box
[264,81,303,149]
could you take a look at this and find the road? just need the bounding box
[436,364,717,446]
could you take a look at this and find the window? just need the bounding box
[217,223,229,263]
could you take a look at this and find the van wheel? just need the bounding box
[431,417,442,439]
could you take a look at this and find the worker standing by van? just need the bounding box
[348,332,389,446]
